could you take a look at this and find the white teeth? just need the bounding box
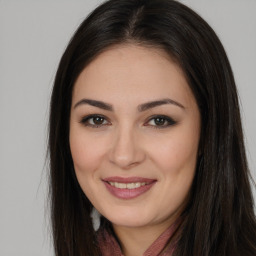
[127,183,136,189]
[109,182,147,189]
[115,182,126,189]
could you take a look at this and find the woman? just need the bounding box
[48,0,256,255]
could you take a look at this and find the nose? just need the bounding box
[108,126,145,169]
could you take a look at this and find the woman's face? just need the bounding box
[70,44,201,230]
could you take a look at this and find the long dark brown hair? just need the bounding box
[48,0,256,255]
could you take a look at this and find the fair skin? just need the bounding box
[69,44,201,256]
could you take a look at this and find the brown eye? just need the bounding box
[91,116,105,125]
[146,115,176,129]
[80,115,110,127]
[154,117,166,126]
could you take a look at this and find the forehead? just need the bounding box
[72,44,195,108]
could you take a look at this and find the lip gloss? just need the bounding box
[102,177,156,200]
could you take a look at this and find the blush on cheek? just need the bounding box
[72,150,98,173]
[70,137,105,174]
[156,142,197,176]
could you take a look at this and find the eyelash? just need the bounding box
[80,114,177,129]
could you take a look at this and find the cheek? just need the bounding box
[69,131,108,201]
[150,134,198,215]
[69,131,106,174]
[148,133,199,175]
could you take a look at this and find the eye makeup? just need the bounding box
[79,114,177,129]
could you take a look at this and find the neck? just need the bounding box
[112,217,179,256]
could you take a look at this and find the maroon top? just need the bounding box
[97,218,181,256]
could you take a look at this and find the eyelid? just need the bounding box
[79,114,111,128]
[79,114,177,129]
[144,115,177,129]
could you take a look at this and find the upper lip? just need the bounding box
[102,176,156,183]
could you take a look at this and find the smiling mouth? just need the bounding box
[108,181,149,189]
[102,177,157,199]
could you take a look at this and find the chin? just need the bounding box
[101,207,155,228]
[109,216,150,228]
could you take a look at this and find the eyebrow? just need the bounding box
[138,98,185,111]
[74,98,113,110]
[74,98,185,111]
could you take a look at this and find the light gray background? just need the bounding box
[0,1,255,255]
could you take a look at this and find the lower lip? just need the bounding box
[103,181,156,200]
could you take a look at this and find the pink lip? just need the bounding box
[102,176,157,200]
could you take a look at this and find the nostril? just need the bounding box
[108,130,146,168]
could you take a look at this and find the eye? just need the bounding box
[80,115,110,128]
[145,115,176,129]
